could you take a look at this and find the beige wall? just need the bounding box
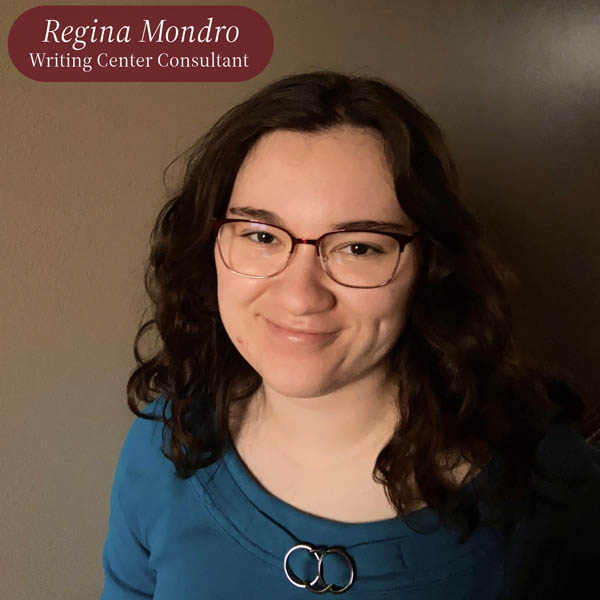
[2,1,598,597]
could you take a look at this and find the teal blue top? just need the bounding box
[100,397,600,599]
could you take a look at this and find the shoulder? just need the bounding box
[535,421,599,481]
[504,386,600,599]
[529,420,600,524]
[114,396,176,488]
[530,376,599,510]
[535,377,599,487]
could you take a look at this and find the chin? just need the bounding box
[260,371,339,399]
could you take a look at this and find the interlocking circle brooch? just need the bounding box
[283,543,356,594]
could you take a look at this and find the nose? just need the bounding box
[270,243,336,314]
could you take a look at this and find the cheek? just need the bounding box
[353,286,413,345]
[218,292,250,352]
[378,253,421,329]
[359,285,412,322]
[215,264,260,353]
[379,302,410,339]
[216,265,241,338]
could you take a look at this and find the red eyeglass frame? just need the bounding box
[210,217,419,288]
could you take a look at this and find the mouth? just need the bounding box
[263,318,340,346]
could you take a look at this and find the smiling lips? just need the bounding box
[264,318,340,346]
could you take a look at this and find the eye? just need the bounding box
[242,231,279,245]
[337,243,382,257]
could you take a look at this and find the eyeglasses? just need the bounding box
[211,218,418,288]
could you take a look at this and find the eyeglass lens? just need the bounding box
[217,221,401,287]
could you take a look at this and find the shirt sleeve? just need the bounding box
[100,420,158,599]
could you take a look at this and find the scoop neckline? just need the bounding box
[190,439,503,592]
[221,440,487,538]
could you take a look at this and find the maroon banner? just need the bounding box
[8,5,273,82]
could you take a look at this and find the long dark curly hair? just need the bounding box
[127,70,582,544]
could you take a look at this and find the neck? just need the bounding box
[233,372,402,471]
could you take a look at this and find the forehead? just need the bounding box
[228,127,409,227]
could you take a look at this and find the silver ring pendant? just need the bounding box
[283,543,356,594]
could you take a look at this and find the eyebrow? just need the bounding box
[227,206,412,233]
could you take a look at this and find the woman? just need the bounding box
[101,71,599,599]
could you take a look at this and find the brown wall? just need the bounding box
[2,1,598,597]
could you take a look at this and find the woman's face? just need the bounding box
[215,126,420,399]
